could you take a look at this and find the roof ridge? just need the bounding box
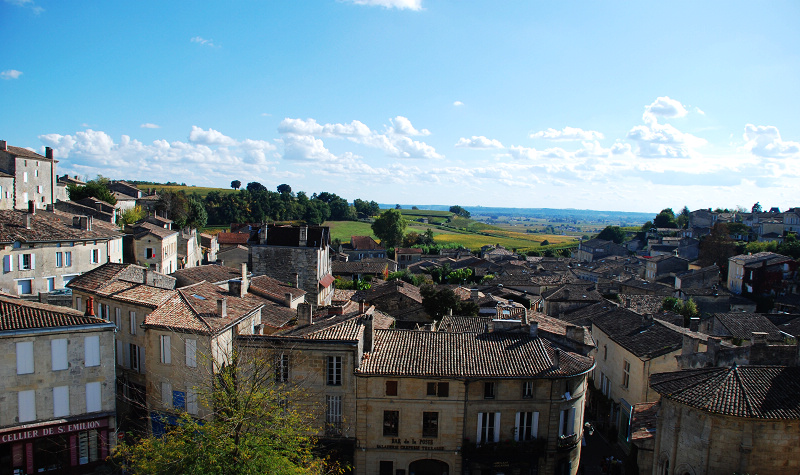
[176,287,213,331]
[730,365,756,418]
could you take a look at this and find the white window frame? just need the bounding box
[325,395,342,432]
[476,412,500,445]
[559,407,576,437]
[327,356,342,386]
[64,251,72,267]
[515,411,539,441]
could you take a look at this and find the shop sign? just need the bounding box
[0,418,108,444]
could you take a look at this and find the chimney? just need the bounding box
[707,337,720,365]
[236,263,249,297]
[689,317,700,332]
[45,147,53,159]
[566,325,585,344]
[681,334,700,355]
[78,216,92,231]
[284,292,293,308]
[297,302,312,326]
[145,269,156,286]
[363,314,374,353]
[359,300,365,314]
[471,288,479,302]
[299,226,308,247]
[0,140,6,151]
[625,297,631,308]
[529,321,538,337]
[751,331,768,346]
[258,226,267,245]
[291,272,299,288]
[553,348,561,370]
[85,296,95,317]
[642,314,654,327]
[217,298,227,318]
[96,202,103,211]
[28,200,35,215]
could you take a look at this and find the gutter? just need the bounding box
[0,322,116,337]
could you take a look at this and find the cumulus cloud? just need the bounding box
[343,0,423,10]
[389,116,430,136]
[278,118,371,137]
[282,135,338,161]
[455,136,504,149]
[530,127,604,141]
[140,123,160,129]
[643,96,688,124]
[3,0,42,13]
[453,101,464,107]
[188,126,237,146]
[191,36,218,48]
[742,124,800,158]
[625,98,706,158]
[1,70,23,80]
[506,146,537,160]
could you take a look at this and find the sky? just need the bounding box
[2,0,799,213]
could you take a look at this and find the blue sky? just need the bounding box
[2,0,799,213]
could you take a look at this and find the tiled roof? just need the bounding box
[630,401,659,442]
[529,313,595,347]
[0,210,122,243]
[333,260,388,274]
[542,284,603,302]
[712,313,783,341]
[264,225,329,248]
[4,145,53,161]
[438,315,492,333]
[133,222,178,240]
[0,295,110,331]
[349,236,383,250]
[618,294,666,316]
[332,289,356,303]
[619,278,674,295]
[352,280,423,303]
[730,252,793,265]
[216,232,252,245]
[171,265,245,286]
[559,301,618,326]
[276,306,394,341]
[67,263,176,307]
[396,248,423,254]
[358,329,594,378]
[248,274,306,301]
[592,307,683,359]
[650,366,800,419]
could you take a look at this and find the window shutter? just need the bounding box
[568,407,576,436]
[130,311,137,335]
[16,341,34,374]
[559,410,565,437]
[514,412,521,442]
[186,339,196,367]
[116,340,123,367]
[53,386,70,417]
[18,390,36,422]
[30,254,35,269]
[476,413,483,444]
[84,336,100,367]
[51,339,68,371]
[3,254,12,272]
[532,412,539,439]
[493,413,501,442]
[161,335,171,364]
[162,382,172,405]
[187,388,198,415]
[86,382,101,413]
[139,347,146,374]
[18,254,24,269]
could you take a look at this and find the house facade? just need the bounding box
[130,222,179,274]
[727,252,796,296]
[0,295,116,474]
[0,141,57,211]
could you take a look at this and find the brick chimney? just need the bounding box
[0,140,6,151]
[85,296,95,316]
[284,292,293,308]
[297,302,312,326]
[217,298,227,317]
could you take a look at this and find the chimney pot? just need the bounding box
[297,302,313,326]
[85,296,95,317]
[45,147,53,159]
[217,298,227,317]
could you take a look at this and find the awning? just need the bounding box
[319,274,335,288]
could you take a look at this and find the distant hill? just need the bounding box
[383,205,653,225]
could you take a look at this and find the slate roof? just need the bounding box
[0,295,110,331]
[0,210,122,243]
[349,236,383,250]
[4,145,54,161]
[712,313,783,341]
[592,307,683,359]
[171,264,245,286]
[650,366,800,419]
[358,329,594,378]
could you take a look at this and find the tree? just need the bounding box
[395,204,402,210]
[247,182,267,193]
[698,222,737,276]
[231,180,241,190]
[67,179,118,206]
[371,209,407,249]
[185,197,208,229]
[752,202,762,213]
[114,346,326,474]
[119,205,146,227]
[676,206,690,228]
[596,225,626,244]
[653,208,677,228]
[277,184,292,195]
[449,205,471,219]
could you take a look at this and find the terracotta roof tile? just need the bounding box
[349,236,383,250]
[592,307,683,359]
[171,264,245,286]
[0,295,110,331]
[0,210,122,243]
[4,146,53,161]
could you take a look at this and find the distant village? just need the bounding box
[1,140,799,475]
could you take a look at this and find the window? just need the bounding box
[173,390,186,411]
[160,335,171,364]
[64,251,72,267]
[379,461,394,475]
[187,388,198,415]
[604,345,607,360]
[622,360,631,389]
[37,185,42,193]
[86,382,101,413]
[76,296,82,312]
[186,339,197,367]
[484,381,496,399]
[422,412,439,438]
[20,253,34,270]
[162,382,172,406]
[426,381,449,397]
[53,386,70,418]
[3,254,13,272]
[327,356,342,386]
[91,249,99,264]
[275,353,289,382]
[383,410,399,436]
[515,412,539,441]
[16,341,34,374]
[385,380,398,396]
[47,277,55,291]
[23,171,27,183]
[18,390,36,422]
[146,248,155,259]
[559,407,576,437]
[16,278,32,295]
[84,336,100,367]
[114,308,121,330]
[477,412,499,444]
[325,395,342,434]
[130,311,137,335]
[129,344,140,372]
[56,252,63,267]
[522,381,533,399]
[52,339,68,371]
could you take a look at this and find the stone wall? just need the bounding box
[250,245,332,306]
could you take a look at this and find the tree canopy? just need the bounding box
[371,209,407,249]
[277,184,292,194]
[231,180,241,190]
[67,177,117,205]
[449,205,471,219]
[596,225,627,244]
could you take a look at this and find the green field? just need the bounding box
[138,184,238,198]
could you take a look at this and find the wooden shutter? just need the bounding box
[84,336,100,367]
[16,341,34,374]
[86,382,101,413]
[51,339,68,371]
[53,386,70,417]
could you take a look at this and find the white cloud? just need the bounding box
[282,135,337,161]
[188,126,237,146]
[453,101,464,107]
[3,0,42,13]
[695,107,705,115]
[530,127,604,141]
[742,124,800,158]
[343,0,423,11]
[191,36,218,48]
[455,136,504,149]
[278,118,371,137]
[626,99,706,159]
[140,123,160,129]
[1,70,22,80]
[389,116,430,136]
[643,96,688,124]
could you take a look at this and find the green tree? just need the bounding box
[676,206,690,228]
[119,205,146,227]
[420,285,461,319]
[247,182,267,193]
[596,225,626,244]
[698,223,737,277]
[371,209,407,249]
[277,183,292,195]
[449,205,471,219]
[752,202,762,213]
[67,178,118,205]
[231,180,241,190]
[653,208,677,228]
[114,347,326,475]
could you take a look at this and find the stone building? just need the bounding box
[176,227,202,269]
[0,141,57,211]
[250,224,334,307]
[541,283,603,316]
[727,251,797,296]
[0,207,123,297]
[0,295,116,473]
[342,235,386,261]
[649,366,800,475]
[130,222,179,274]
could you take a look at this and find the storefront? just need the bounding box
[0,416,113,475]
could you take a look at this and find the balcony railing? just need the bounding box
[557,432,580,451]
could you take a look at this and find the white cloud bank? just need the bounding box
[1,70,23,80]
[530,127,604,141]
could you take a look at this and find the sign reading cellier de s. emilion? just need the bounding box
[0,418,109,444]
